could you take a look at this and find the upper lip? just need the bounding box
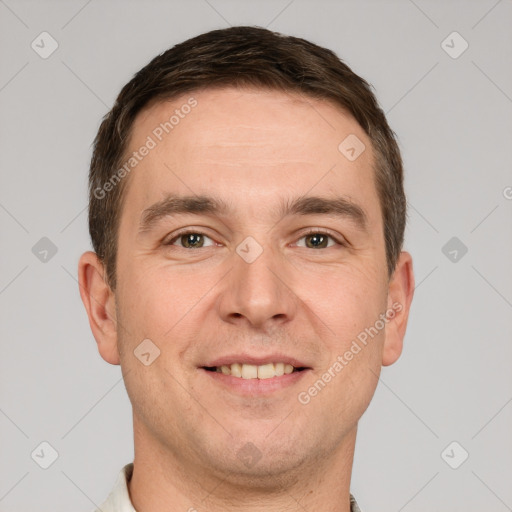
[202,353,311,368]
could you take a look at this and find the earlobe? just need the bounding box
[77,251,120,365]
[382,251,415,366]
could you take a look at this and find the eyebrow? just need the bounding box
[138,193,368,234]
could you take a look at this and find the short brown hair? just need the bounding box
[88,26,406,291]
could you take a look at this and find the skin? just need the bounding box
[79,87,414,512]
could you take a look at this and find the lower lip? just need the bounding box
[200,368,310,395]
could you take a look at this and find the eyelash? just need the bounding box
[164,228,346,249]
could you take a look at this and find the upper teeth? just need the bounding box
[215,363,295,379]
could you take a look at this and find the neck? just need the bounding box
[128,419,357,512]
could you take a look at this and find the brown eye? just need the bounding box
[305,233,329,248]
[181,233,204,248]
[297,231,339,249]
[167,231,215,248]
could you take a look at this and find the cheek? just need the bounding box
[117,261,222,355]
[296,262,388,407]
[296,262,387,338]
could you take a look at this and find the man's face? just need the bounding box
[109,87,402,480]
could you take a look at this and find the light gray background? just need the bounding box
[1,1,511,511]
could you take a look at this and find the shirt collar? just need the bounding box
[97,463,362,512]
[96,463,136,512]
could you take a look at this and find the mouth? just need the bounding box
[202,362,308,380]
[199,356,312,395]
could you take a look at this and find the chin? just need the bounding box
[210,449,309,491]
[196,427,323,486]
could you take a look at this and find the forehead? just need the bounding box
[121,87,381,230]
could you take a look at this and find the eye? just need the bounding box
[295,230,343,249]
[163,229,344,250]
[165,231,216,249]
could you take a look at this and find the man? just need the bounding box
[78,26,414,512]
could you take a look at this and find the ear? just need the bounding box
[78,251,120,365]
[382,251,415,366]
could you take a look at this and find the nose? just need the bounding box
[217,241,297,330]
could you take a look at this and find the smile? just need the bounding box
[203,362,306,380]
